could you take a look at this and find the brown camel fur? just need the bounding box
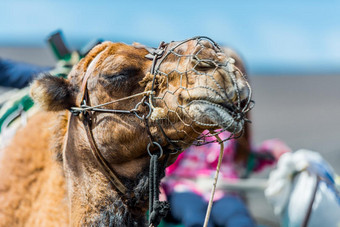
[0,39,251,226]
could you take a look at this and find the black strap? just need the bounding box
[148,153,170,227]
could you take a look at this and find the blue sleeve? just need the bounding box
[0,58,52,88]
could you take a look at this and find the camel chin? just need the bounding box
[187,100,243,133]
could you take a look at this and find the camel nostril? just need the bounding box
[191,55,217,69]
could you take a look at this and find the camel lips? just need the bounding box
[186,100,244,133]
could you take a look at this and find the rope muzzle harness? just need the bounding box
[69,36,254,226]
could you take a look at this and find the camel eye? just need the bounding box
[106,74,128,81]
[100,66,141,89]
[104,67,140,81]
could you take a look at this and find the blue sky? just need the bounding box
[1,0,340,75]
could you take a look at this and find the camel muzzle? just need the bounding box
[149,36,254,146]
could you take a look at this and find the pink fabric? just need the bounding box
[162,131,291,201]
[254,138,292,172]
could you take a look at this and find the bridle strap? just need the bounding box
[82,110,128,194]
[72,50,129,195]
[71,43,170,197]
[79,53,102,105]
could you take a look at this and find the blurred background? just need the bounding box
[1,0,340,225]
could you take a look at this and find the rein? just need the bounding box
[203,133,224,227]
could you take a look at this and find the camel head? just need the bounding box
[140,37,252,146]
[30,37,252,226]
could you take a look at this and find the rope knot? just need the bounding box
[149,201,170,227]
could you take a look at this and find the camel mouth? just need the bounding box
[185,98,245,133]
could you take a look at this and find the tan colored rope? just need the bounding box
[203,132,224,227]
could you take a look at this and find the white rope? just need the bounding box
[203,133,224,227]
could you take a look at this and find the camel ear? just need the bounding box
[30,73,76,111]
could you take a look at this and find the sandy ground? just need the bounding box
[1,47,340,226]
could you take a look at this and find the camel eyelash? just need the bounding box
[105,67,140,79]
[107,74,128,81]
[100,75,129,89]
